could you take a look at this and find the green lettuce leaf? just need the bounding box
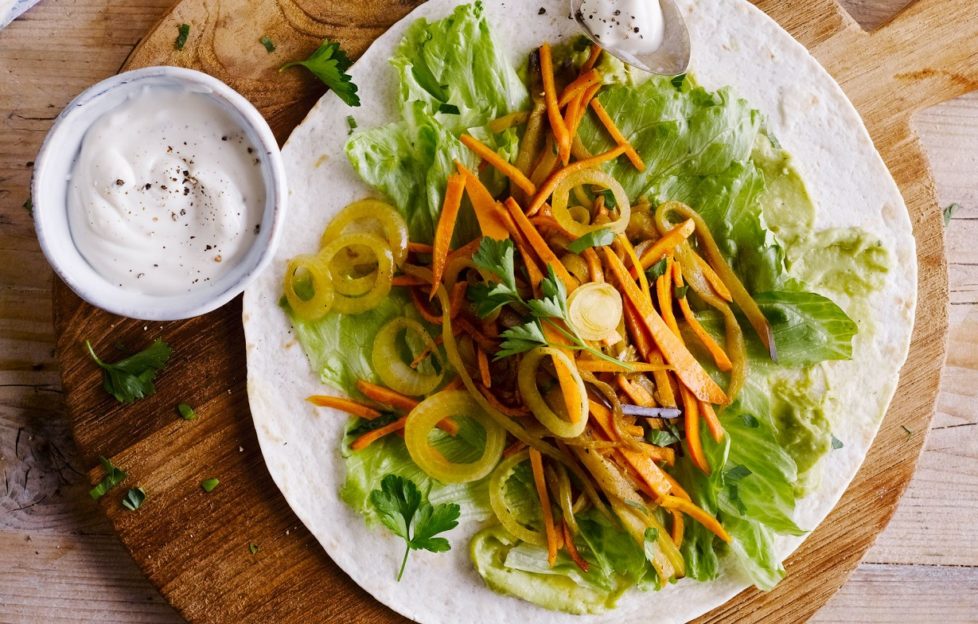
[753,291,858,365]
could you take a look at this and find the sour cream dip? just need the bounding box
[67,85,266,296]
[578,0,666,57]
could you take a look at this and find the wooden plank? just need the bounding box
[0,0,974,623]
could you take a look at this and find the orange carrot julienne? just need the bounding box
[591,99,646,171]
[563,92,584,144]
[670,509,685,548]
[673,263,733,372]
[582,44,603,71]
[504,198,576,291]
[455,161,511,240]
[539,43,572,165]
[682,387,710,473]
[694,250,734,302]
[635,219,696,274]
[603,248,728,405]
[590,400,672,499]
[657,257,680,337]
[700,401,725,443]
[498,209,546,290]
[459,134,537,196]
[526,145,628,216]
[477,346,492,388]
[529,448,560,566]
[582,247,604,283]
[408,242,434,254]
[660,494,730,543]
[355,381,419,412]
[308,395,382,420]
[350,415,408,451]
[640,443,676,466]
[553,354,584,423]
[429,173,466,299]
[619,234,651,302]
[562,520,590,572]
[576,359,671,374]
[570,82,602,139]
[617,375,656,408]
[558,69,602,108]
[392,275,428,287]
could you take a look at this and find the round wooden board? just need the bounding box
[53,0,975,622]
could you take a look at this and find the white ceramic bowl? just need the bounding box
[33,66,287,321]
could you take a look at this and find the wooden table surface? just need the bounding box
[0,1,975,621]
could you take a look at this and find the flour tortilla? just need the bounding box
[242,1,916,621]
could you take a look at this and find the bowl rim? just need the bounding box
[33,65,288,321]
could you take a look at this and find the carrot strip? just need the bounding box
[640,443,676,466]
[649,351,677,408]
[392,275,428,287]
[562,92,584,143]
[355,381,418,412]
[589,400,672,499]
[660,494,731,543]
[582,247,604,283]
[619,234,651,302]
[558,69,602,107]
[460,135,536,196]
[308,395,382,420]
[479,385,531,417]
[657,257,680,336]
[477,346,492,388]
[670,509,685,548]
[569,83,602,142]
[635,219,696,274]
[700,402,725,443]
[623,301,654,362]
[576,359,670,374]
[562,520,590,572]
[603,248,728,405]
[411,282,466,324]
[455,161,511,240]
[453,317,499,352]
[350,415,408,451]
[617,375,656,408]
[693,251,734,302]
[682,387,710,473]
[674,263,733,372]
[503,198,576,291]
[527,145,628,216]
[529,448,560,566]
[582,44,603,72]
[539,43,572,165]
[504,439,527,458]
[590,99,646,171]
[430,173,466,299]
[408,242,434,254]
[553,354,584,423]
[409,335,444,369]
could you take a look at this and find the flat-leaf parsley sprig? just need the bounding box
[369,474,460,581]
[281,38,360,107]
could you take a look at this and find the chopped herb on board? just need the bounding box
[248,543,260,555]
[201,478,220,493]
[944,203,960,226]
[121,487,146,511]
[259,35,276,53]
[90,457,127,500]
[175,24,191,51]
[22,196,33,215]
[281,39,360,107]
[177,403,197,421]
[85,339,172,404]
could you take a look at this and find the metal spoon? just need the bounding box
[570,0,691,76]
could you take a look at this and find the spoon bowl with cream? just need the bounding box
[571,0,691,76]
[33,66,287,321]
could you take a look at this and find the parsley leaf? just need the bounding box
[90,456,127,501]
[259,35,276,53]
[566,228,615,254]
[346,115,358,135]
[526,266,568,320]
[281,39,360,107]
[472,238,518,292]
[121,487,146,511]
[369,474,460,581]
[85,339,172,404]
[944,203,960,227]
[248,543,260,555]
[646,428,680,447]
[200,478,220,493]
[671,73,687,90]
[175,24,190,51]
[497,320,548,359]
[646,258,669,282]
[177,403,196,421]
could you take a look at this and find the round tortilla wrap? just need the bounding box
[242,1,916,621]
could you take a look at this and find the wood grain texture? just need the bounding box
[0,0,975,622]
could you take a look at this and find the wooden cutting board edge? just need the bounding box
[52,0,972,622]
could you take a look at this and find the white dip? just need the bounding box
[67,86,265,296]
[578,0,665,57]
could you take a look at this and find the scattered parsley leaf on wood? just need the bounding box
[248,543,260,555]
[566,228,615,254]
[85,339,172,404]
[200,478,220,493]
[259,35,276,53]
[121,487,146,511]
[177,403,197,421]
[281,39,360,107]
[175,24,190,51]
[90,457,127,501]
[369,474,460,581]
[944,203,960,227]
[22,196,33,215]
